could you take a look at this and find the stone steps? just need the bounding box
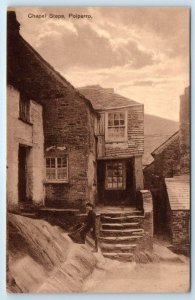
[100,243,137,253]
[99,235,143,244]
[98,210,144,261]
[103,252,134,262]
[101,228,144,237]
[101,215,144,223]
[100,211,143,218]
[102,222,139,230]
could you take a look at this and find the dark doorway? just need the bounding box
[97,158,136,206]
[18,145,28,202]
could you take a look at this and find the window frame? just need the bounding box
[45,156,69,183]
[105,160,126,190]
[105,110,128,142]
[19,93,31,123]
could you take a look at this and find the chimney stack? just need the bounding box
[7,11,20,35]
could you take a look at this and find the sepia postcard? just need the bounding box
[6,6,190,293]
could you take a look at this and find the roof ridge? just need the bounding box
[78,86,142,110]
[19,35,96,113]
[151,131,179,156]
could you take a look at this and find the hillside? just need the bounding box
[144,114,179,166]
[7,214,97,293]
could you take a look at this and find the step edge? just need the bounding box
[101,215,145,220]
[99,237,143,241]
[102,223,139,226]
[101,228,144,232]
[100,244,137,248]
[103,252,134,256]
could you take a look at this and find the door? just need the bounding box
[18,145,27,202]
[97,159,136,206]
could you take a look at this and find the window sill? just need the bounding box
[105,188,126,191]
[18,117,33,126]
[44,180,70,185]
[105,140,128,143]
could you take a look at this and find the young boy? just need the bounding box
[81,202,98,252]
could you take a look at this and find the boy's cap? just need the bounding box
[86,202,94,208]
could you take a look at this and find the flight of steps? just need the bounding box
[99,211,144,262]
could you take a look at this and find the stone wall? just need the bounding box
[169,210,190,255]
[7,85,45,211]
[7,10,98,211]
[139,190,153,248]
[143,135,180,233]
[43,89,98,209]
[144,134,180,184]
[134,156,144,190]
[179,86,190,174]
[87,111,98,203]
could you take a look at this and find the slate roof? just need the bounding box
[143,134,173,166]
[78,85,142,110]
[143,115,179,166]
[151,131,179,156]
[165,175,190,210]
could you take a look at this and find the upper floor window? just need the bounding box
[46,156,68,182]
[19,93,30,123]
[105,111,127,142]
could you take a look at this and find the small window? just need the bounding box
[19,93,30,123]
[46,156,68,181]
[106,112,127,141]
[105,161,126,190]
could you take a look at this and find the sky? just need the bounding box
[13,7,190,121]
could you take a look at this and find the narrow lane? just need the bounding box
[84,255,190,293]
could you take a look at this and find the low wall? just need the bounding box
[170,210,190,256]
[138,190,153,250]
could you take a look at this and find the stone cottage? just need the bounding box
[7,11,98,213]
[79,85,144,207]
[143,131,180,233]
[7,11,153,260]
[144,87,190,255]
[78,85,153,260]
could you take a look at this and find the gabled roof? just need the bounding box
[165,175,190,210]
[78,85,142,111]
[151,131,179,157]
[7,11,96,114]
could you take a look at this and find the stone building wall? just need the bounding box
[97,105,144,158]
[7,85,45,211]
[143,86,190,250]
[143,135,180,233]
[136,190,153,250]
[43,89,98,209]
[168,210,190,255]
[87,111,98,204]
[179,86,190,174]
[144,134,180,188]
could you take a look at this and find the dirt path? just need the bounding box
[84,255,190,293]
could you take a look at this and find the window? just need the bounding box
[46,157,68,181]
[19,93,30,123]
[106,112,127,141]
[105,161,126,190]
